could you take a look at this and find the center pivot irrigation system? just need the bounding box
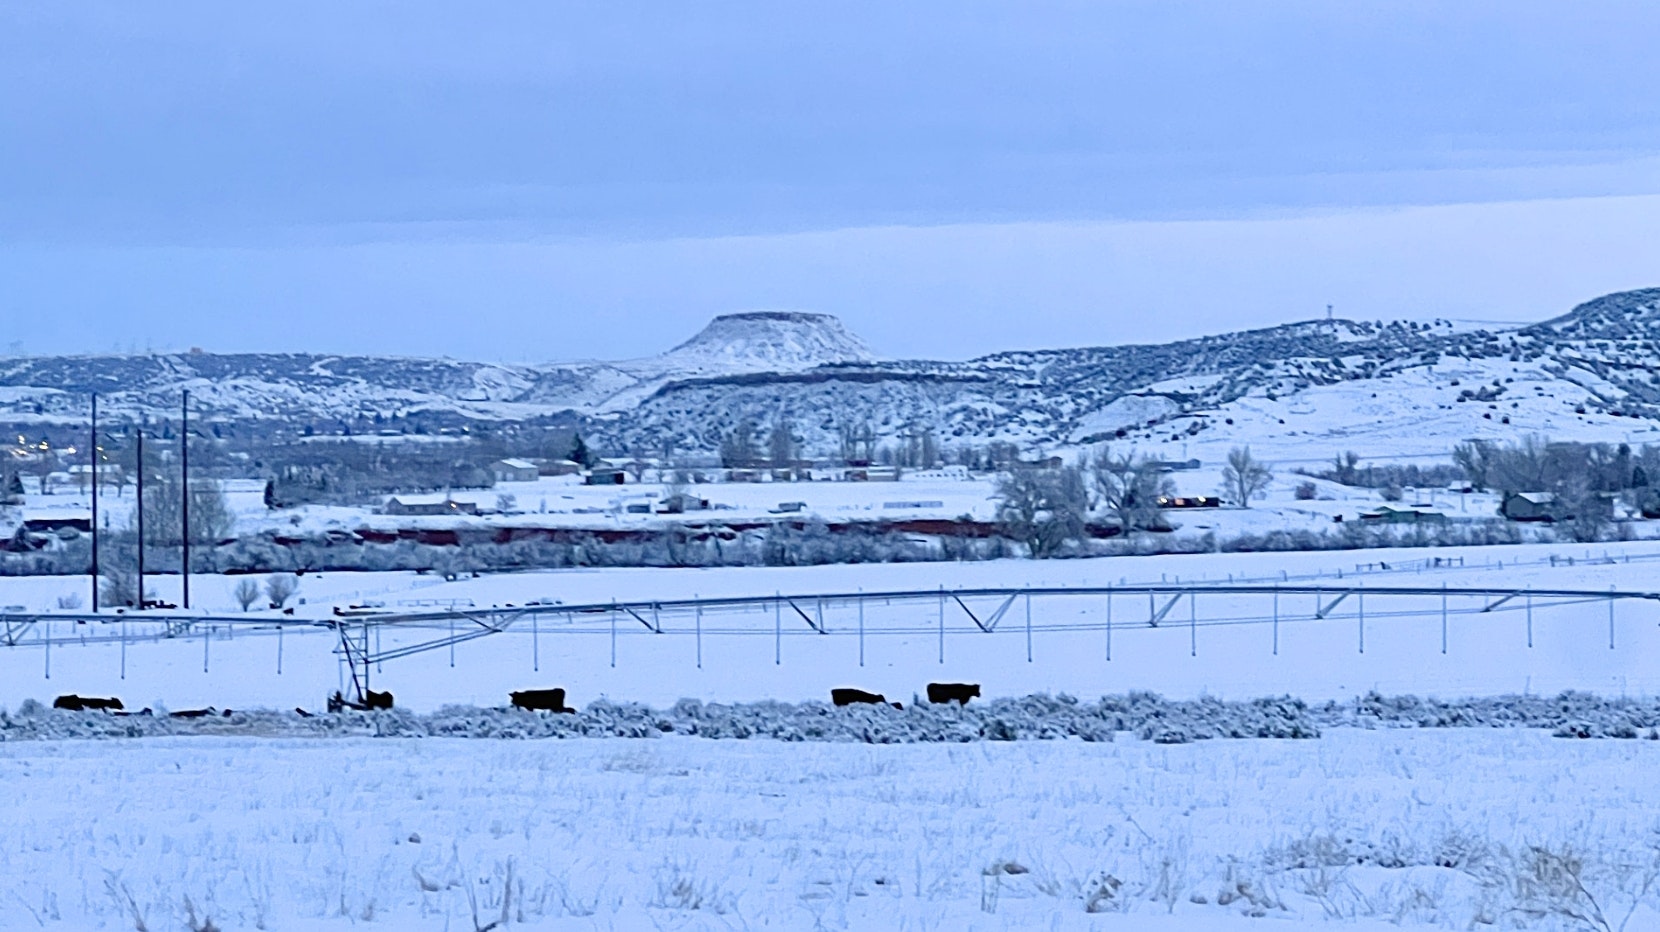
[3,582,1657,705]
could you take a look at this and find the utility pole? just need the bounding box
[135,429,145,610]
[1326,304,1333,322]
[90,394,98,613]
[181,390,190,610]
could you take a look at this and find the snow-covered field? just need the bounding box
[0,730,1655,930]
[5,539,1660,712]
[1,465,1537,550]
[6,544,1660,930]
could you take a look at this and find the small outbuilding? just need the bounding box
[1501,492,1558,522]
[657,493,710,514]
[384,496,480,517]
[1359,504,1446,525]
[584,468,627,486]
[491,459,540,483]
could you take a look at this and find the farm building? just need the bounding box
[657,493,709,514]
[490,459,539,482]
[1359,504,1446,525]
[1500,492,1558,522]
[383,496,481,517]
[585,468,627,486]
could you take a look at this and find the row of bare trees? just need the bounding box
[994,446,1274,558]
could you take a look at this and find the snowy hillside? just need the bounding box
[648,310,876,374]
[5,288,1660,462]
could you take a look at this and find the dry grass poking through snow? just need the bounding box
[0,731,1657,929]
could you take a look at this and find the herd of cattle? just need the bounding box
[47,682,984,717]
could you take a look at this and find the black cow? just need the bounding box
[326,689,394,712]
[168,708,217,719]
[831,688,901,709]
[511,688,574,712]
[53,694,123,712]
[926,682,981,705]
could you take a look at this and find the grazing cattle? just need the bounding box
[53,694,123,712]
[169,708,217,719]
[831,688,892,707]
[926,682,981,705]
[326,690,394,712]
[511,688,574,712]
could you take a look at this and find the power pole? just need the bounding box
[181,390,190,610]
[1326,304,1333,322]
[135,428,145,610]
[90,394,98,612]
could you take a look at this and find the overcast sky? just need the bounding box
[4,2,1659,362]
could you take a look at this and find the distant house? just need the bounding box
[384,496,480,517]
[585,468,627,486]
[657,493,709,514]
[491,459,540,483]
[1501,492,1558,522]
[1148,458,1202,473]
[1359,504,1446,525]
[727,468,763,483]
[1501,491,1611,523]
[536,459,584,477]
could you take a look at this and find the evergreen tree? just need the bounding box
[569,433,594,468]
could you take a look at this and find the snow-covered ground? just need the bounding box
[4,534,1660,931]
[0,729,1655,930]
[4,539,1660,713]
[0,465,1564,552]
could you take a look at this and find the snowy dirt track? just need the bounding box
[1,729,1656,931]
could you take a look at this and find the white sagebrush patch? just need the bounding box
[0,730,1654,929]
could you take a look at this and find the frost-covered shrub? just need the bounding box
[1332,689,1660,737]
[0,691,1331,745]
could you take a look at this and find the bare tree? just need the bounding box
[1088,446,1171,532]
[1222,447,1274,507]
[1332,450,1361,485]
[30,450,58,495]
[838,419,876,465]
[97,541,149,608]
[1452,441,1494,490]
[133,474,236,546]
[767,415,798,470]
[994,465,1088,558]
[265,573,298,609]
[720,418,762,469]
[233,578,261,611]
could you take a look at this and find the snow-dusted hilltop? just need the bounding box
[5,288,1660,461]
[652,311,877,374]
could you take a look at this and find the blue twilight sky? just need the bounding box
[3,2,1660,362]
